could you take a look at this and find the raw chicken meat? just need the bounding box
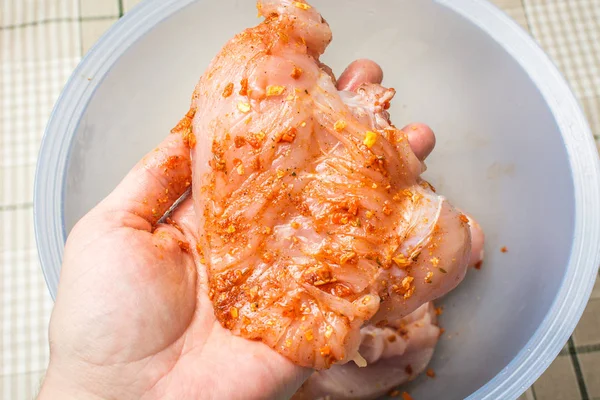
[293,303,440,400]
[187,0,472,370]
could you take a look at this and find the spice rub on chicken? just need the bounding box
[187,0,472,370]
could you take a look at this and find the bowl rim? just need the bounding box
[34,0,600,398]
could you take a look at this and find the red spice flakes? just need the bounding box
[291,66,303,79]
[474,260,483,270]
[178,240,190,253]
[234,136,247,148]
[405,364,413,375]
[239,78,249,96]
[278,127,297,143]
[261,251,275,263]
[331,213,350,225]
[435,306,444,316]
[388,389,401,397]
[222,82,234,98]
[439,327,446,337]
[246,131,266,148]
[402,392,413,400]
[501,246,508,253]
[170,107,196,133]
[382,201,393,216]
[426,368,436,378]
[182,127,196,148]
[459,214,469,224]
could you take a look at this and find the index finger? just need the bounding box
[98,114,195,230]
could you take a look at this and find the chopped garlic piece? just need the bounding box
[363,131,378,148]
[293,1,311,10]
[237,102,251,113]
[266,85,285,96]
[334,119,347,132]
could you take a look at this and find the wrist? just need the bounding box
[38,364,104,400]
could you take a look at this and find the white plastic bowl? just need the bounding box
[34,0,600,399]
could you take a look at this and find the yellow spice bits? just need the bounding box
[430,257,440,267]
[226,224,236,233]
[222,82,234,98]
[393,255,411,268]
[293,1,311,10]
[236,164,245,175]
[363,130,378,148]
[425,271,434,284]
[254,131,266,141]
[230,307,239,318]
[334,119,347,132]
[266,85,285,97]
[305,329,314,341]
[276,168,286,179]
[365,210,374,219]
[401,276,415,299]
[291,221,300,229]
[325,325,333,338]
[340,251,356,264]
[237,101,251,113]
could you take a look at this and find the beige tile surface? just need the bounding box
[579,352,600,399]
[1,0,78,27]
[581,96,600,147]
[490,0,524,8]
[517,387,536,400]
[592,274,600,300]
[573,298,600,347]
[1,371,46,400]
[532,356,582,400]
[79,0,119,18]
[123,0,144,13]
[489,0,531,31]
[81,17,119,53]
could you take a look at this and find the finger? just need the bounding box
[169,196,197,240]
[99,131,193,229]
[401,123,436,161]
[465,214,485,268]
[337,59,383,91]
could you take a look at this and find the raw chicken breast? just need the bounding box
[293,303,440,400]
[187,0,471,369]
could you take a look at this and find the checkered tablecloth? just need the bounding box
[1,0,599,399]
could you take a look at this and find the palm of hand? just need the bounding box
[44,134,306,400]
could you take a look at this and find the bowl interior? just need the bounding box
[62,1,575,399]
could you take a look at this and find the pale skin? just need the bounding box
[38,61,455,400]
